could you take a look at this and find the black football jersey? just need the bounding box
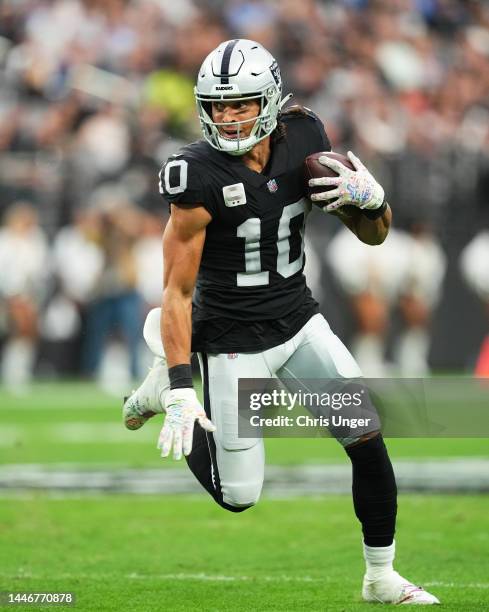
[159,108,331,352]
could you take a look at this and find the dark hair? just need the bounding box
[272,104,308,143]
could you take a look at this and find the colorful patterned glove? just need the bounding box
[309,151,385,213]
[157,388,216,460]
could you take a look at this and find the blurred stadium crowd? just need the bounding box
[1,0,489,390]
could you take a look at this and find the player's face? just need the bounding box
[211,99,260,140]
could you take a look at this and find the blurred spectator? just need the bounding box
[43,206,105,374]
[395,226,447,376]
[52,207,105,306]
[0,202,49,391]
[73,103,131,177]
[327,225,446,376]
[460,230,489,305]
[80,192,144,388]
[328,226,409,377]
[134,211,165,310]
[460,230,489,376]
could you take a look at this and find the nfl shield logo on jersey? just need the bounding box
[267,178,278,193]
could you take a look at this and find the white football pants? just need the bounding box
[144,309,363,509]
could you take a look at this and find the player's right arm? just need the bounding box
[161,204,210,366]
[157,203,216,460]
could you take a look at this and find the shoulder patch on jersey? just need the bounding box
[222,183,247,207]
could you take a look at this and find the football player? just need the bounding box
[124,39,439,605]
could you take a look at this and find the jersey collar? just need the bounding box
[214,136,289,188]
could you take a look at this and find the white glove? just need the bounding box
[309,151,384,213]
[157,388,216,460]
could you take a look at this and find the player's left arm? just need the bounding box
[332,202,392,246]
[309,151,391,245]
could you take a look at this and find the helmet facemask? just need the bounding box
[195,86,282,156]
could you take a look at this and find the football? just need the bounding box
[304,151,357,215]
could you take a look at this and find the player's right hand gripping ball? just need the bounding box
[157,388,216,460]
[304,151,384,213]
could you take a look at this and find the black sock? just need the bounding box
[345,434,397,547]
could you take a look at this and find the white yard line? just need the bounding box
[0,571,329,583]
[0,571,487,588]
[424,581,489,590]
[126,573,322,583]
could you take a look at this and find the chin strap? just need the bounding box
[226,146,253,156]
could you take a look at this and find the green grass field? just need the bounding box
[1,495,488,611]
[1,383,488,611]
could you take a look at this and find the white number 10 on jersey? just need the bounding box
[237,198,309,287]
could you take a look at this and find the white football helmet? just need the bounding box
[195,39,292,156]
